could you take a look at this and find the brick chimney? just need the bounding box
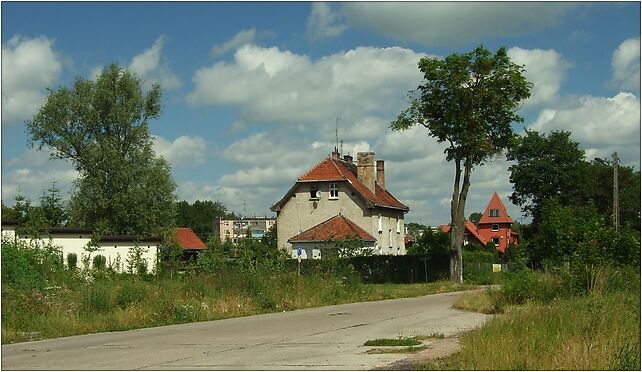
[343,154,353,164]
[357,152,375,193]
[376,160,385,189]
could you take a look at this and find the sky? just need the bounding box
[1,1,640,226]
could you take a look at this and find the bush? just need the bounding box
[115,280,147,309]
[463,250,498,284]
[500,270,562,306]
[92,255,106,270]
[81,283,113,314]
[66,253,78,270]
[1,238,65,290]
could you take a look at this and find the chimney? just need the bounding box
[331,147,340,159]
[343,154,353,164]
[376,160,385,189]
[357,152,376,193]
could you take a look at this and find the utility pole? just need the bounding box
[612,152,620,231]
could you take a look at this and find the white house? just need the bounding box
[271,150,410,259]
[1,222,160,273]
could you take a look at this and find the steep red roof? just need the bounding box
[286,156,408,211]
[440,221,487,246]
[175,227,207,250]
[288,215,377,243]
[478,192,514,225]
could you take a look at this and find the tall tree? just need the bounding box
[176,200,236,241]
[468,212,483,226]
[392,46,531,283]
[38,181,68,227]
[507,129,588,223]
[26,64,176,236]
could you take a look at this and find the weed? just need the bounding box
[364,336,422,347]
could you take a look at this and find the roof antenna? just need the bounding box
[335,116,340,154]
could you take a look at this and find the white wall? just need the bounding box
[15,233,158,273]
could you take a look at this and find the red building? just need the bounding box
[476,192,519,253]
[440,192,519,253]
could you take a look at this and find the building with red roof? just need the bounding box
[439,192,519,253]
[476,192,519,252]
[271,150,409,258]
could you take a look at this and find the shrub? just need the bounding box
[92,255,106,270]
[81,283,113,314]
[115,280,147,309]
[66,253,78,270]
[1,238,64,290]
[463,250,498,284]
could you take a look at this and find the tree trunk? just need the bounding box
[449,158,473,284]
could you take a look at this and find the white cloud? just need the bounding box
[508,47,572,107]
[152,135,210,167]
[306,2,347,41]
[339,3,575,46]
[188,45,425,125]
[529,92,640,167]
[128,36,181,91]
[1,35,62,124]
[2,148,77,203]
[611,37,640,91]
[212,28,257,56]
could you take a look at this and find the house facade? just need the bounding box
[476,192,519,252]
[271,150,409,259]
[439,192,519,253]
[213,216,276,243]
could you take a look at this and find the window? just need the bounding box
[489,209,500,217]
[492,237,500,246]
[329,183,339,199]
[491,224,499,231]
[389,230,393,248]
[396,219,401,233]
[378,215,382,233]
[310,185,320,199]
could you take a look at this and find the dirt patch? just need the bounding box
[373,337,461,370]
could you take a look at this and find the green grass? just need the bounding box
[419,269,641,370]
[1,273,474,344]
[365,336,422,346]
[366,345,428,354]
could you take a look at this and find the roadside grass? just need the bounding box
[418,269,641,370]
[366,345,428,354]
[1,273,475,344]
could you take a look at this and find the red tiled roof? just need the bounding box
[478,192,514,225]
[288,215,377,243]
[440,221,487,246]
[175,227,207,250]
[292,156,408,211]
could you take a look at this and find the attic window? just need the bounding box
[489,209,500,217]
[310,185,320,199]
[329,183,339,199]
[491,224,499,231]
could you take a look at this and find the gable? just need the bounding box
[478,192,513,224]
[288,215,376,243]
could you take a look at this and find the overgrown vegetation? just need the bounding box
[1,237,473,344]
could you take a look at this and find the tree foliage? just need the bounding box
[26,64,176,236]
[176,200,235,241]
[391,46,531,283]
[507,130,587,222]
[468,212,482,226]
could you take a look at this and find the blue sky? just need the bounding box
[2,2,640,225]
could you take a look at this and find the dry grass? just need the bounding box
[419,291,640,370]
[453,289,502,314]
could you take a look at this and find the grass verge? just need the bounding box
[420,290,640,370]
[2,275,475,344]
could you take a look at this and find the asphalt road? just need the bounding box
[2,290,490,370]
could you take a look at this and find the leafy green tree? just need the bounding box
[261,224,277,249]
[507,129,588,223]
[26,64,176,236]
[407,228,449,256]
[2,202,21,221]
[468,212,482,226]
[585,157,640,231]
[158,229,184,276]
[391,46,531,283]
[176,200,235,241]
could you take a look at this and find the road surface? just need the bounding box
[2,290,490,370]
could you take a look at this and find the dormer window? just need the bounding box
[491,224,499,231]
[329,183,339,199]
[489,209,500,217]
